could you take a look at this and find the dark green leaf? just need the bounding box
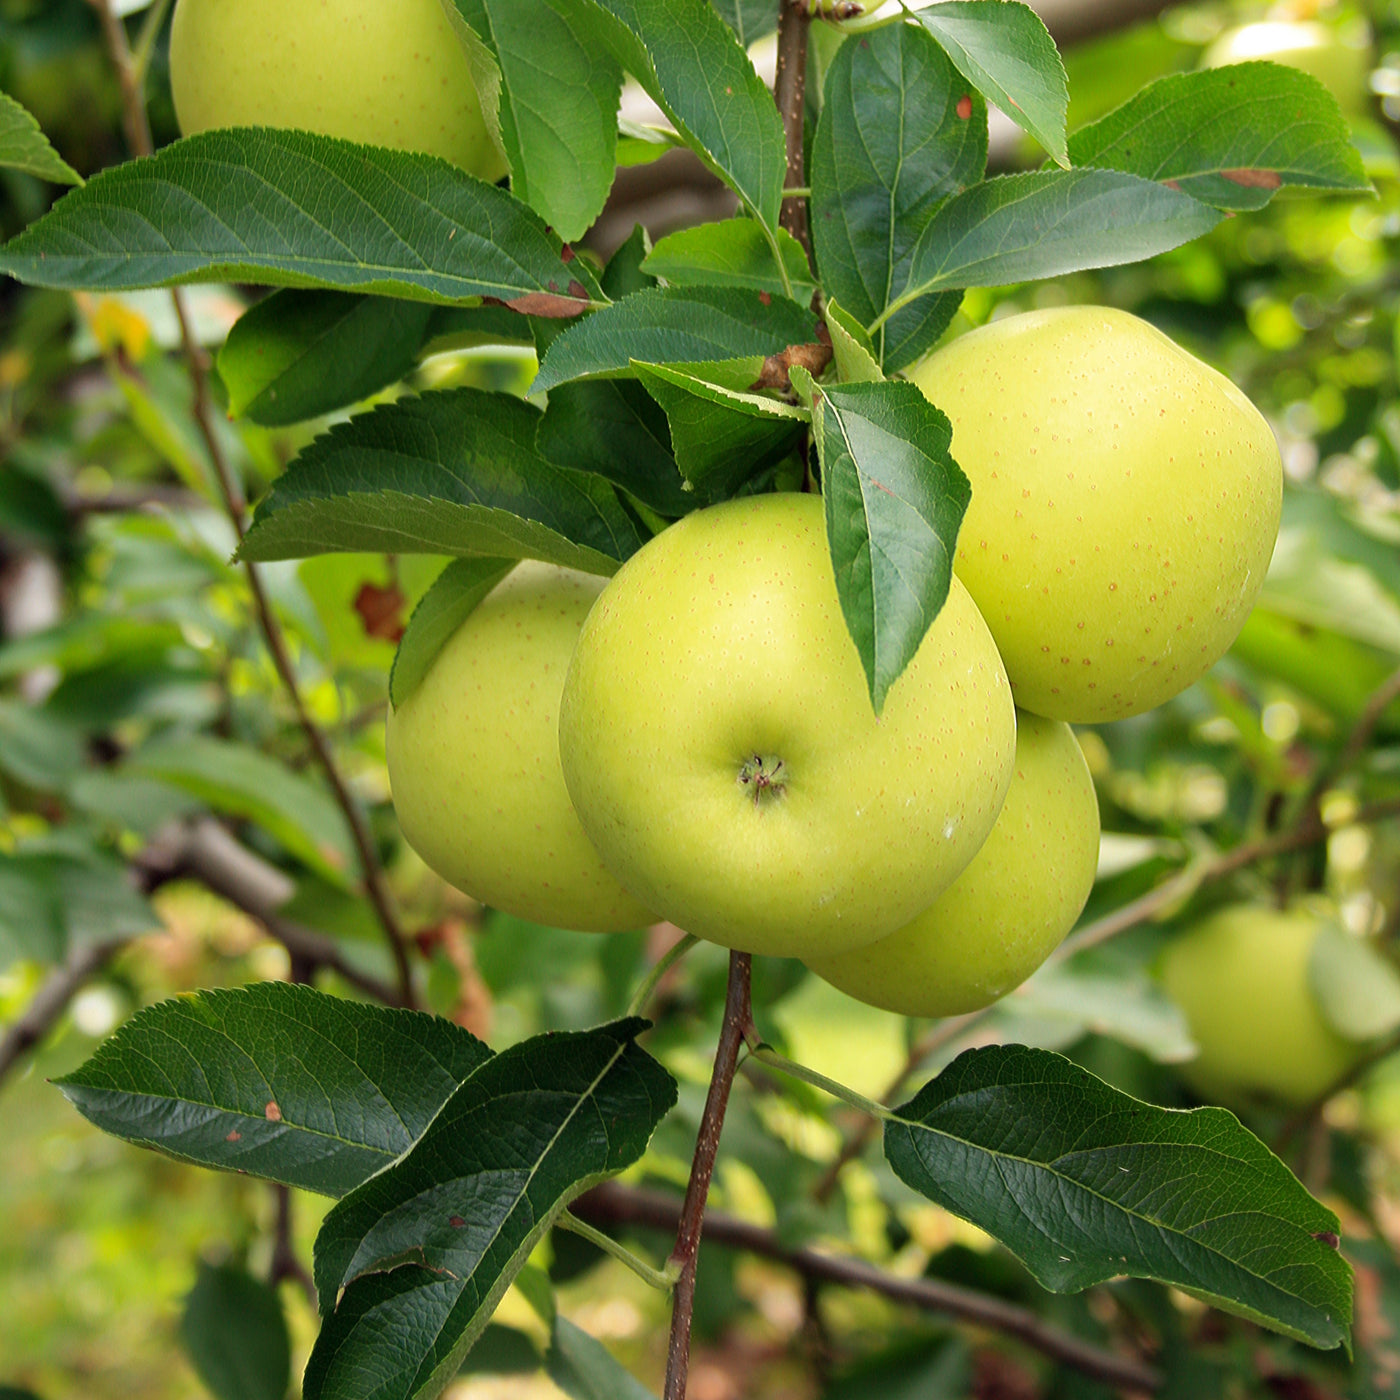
[600,224,658,301]
[0,699,85,792]
[533,286,818,392]
[536,379,692,516]
[57,983,492,1197]
[0,90,82,184]
[456,1324,543,1377]
[0,842,156,964]
[892,168,1221,316]
[1067,64,1371,211]
[449,0,622,241]
[635,359,806,497]
[576,0,786,230]
[914,1,1069,165]
[128,735,360,886]
[709,0,778,47]
[304,1020,676,1400]
[179,1262,291,1400]
[643,220,815,302]
[0,129,600,314]
[884,1044,1352,1349]
[811,22,984,371]
[390,557,517,708]
[239,389,647,574]
[219,292,434,426]
[1309,922,1400,1043]
[800,375,969,714]
[547,1317,658,1400]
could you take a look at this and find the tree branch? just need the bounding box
[0,940,126,1089]
[88,0,416,1008]
[664,950,754,1400]
[578,1181,1161,1394]
[775,0,812,261]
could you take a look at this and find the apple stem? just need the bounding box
[663,950,753,1400]
[776,0,813,263]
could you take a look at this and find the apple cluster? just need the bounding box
[388,307,1285,1020]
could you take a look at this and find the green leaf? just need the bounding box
[890,168,1222,317]
[576,0,786,231]
[1309,922,1400,1043]
[0,699,86,792]
[823,301,882,385]
[56,982,492,1198]
[643,220,815,302]
[547,1317,659,1400]
[448,0,622,241]
[536,380,693,516]
[0,129,600,314]
[885,1044,1352,1349]
[801,375,970,714]
[179,1262,291,1400]
[709,0,778,47]
[812,21,984,371]
[128,735,359,887]
[0,90,82,184]
[304,1020,676,1400]
[1067,64,1371,212]
[390,557,517,708]
[600,224,657,301]
[219,292,434,425]
[0,841,157,964]
[914,1,1069,165]
[533,285,818,392]
[634,358,806,497]
[239,389,648,575]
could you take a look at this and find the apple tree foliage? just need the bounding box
[1,1,1399,1398]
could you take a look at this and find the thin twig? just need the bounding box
[0,940,126,1089]
[578,1181,1161,1395]
[269,1183,317,1307]
[88,0,416,1008]
[663,951,754,1400]
[1306,661,1400,815]
[775,0,813,262]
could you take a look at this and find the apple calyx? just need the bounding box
[738,754,788,807]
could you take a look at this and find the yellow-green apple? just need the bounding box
[557,491,1017,960]
[386,562,655,933]
[909,306,1282,724]
[1157,903,1359,1105]
[806,711,1099,1016]
[169,0,507,179]
[1202,21,1372,117]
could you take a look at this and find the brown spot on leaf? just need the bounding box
[1163,179,1183,192]
[449,1215,467,1228]
[749,341,833,394]
[1312,1231,1341,1250]
[265,1102,282,1122]
[225,1130,241,1142]
[560,244,576,264]
[1222,167,1282,190]
[956,95,973,120]
[758,290,772,306]
[354,580,406,643]
[498,288,591,318]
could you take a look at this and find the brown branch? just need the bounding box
[269,1182,317,1307]
[664,951,754,1400]
[88,0,416,1008]
[578,1181,1161,1395]
[136,817,404,1006]
[0,940,126,1089]
[776,0,813,261]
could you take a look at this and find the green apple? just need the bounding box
[386,562,655,933]
[558,492,1017,960]
[806,711,1099,1017]
[169,0,507,179]
[1201,21,1372,118]
[909,306,1282,725]
[1157,903,1359,1106]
